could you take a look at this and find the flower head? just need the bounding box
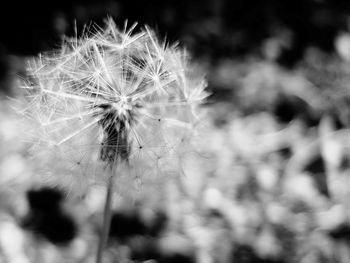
[20,18,208,192]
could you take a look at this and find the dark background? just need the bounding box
[2,0,350,95]
[1,0,350,63]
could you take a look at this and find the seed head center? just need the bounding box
[115,96,132,117]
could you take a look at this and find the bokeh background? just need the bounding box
[2,0,350,262]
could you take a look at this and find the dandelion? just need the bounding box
[19,18,208,262]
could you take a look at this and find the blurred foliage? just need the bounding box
[2,44,350,262]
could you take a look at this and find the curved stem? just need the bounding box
[96,167,115,263]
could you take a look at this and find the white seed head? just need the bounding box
[19,17,208,193]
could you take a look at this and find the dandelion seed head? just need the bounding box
[19,17,209,194]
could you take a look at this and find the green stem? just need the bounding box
[96,168,115,263]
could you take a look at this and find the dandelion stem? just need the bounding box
[96,166,115,263]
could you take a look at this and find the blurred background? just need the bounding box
[2,0,350,92]
[2,0,350,263]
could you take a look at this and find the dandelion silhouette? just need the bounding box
[19,18,208,262]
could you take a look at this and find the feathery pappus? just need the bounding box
[19,18,208,193]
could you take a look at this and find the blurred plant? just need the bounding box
[18,17,208,263]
